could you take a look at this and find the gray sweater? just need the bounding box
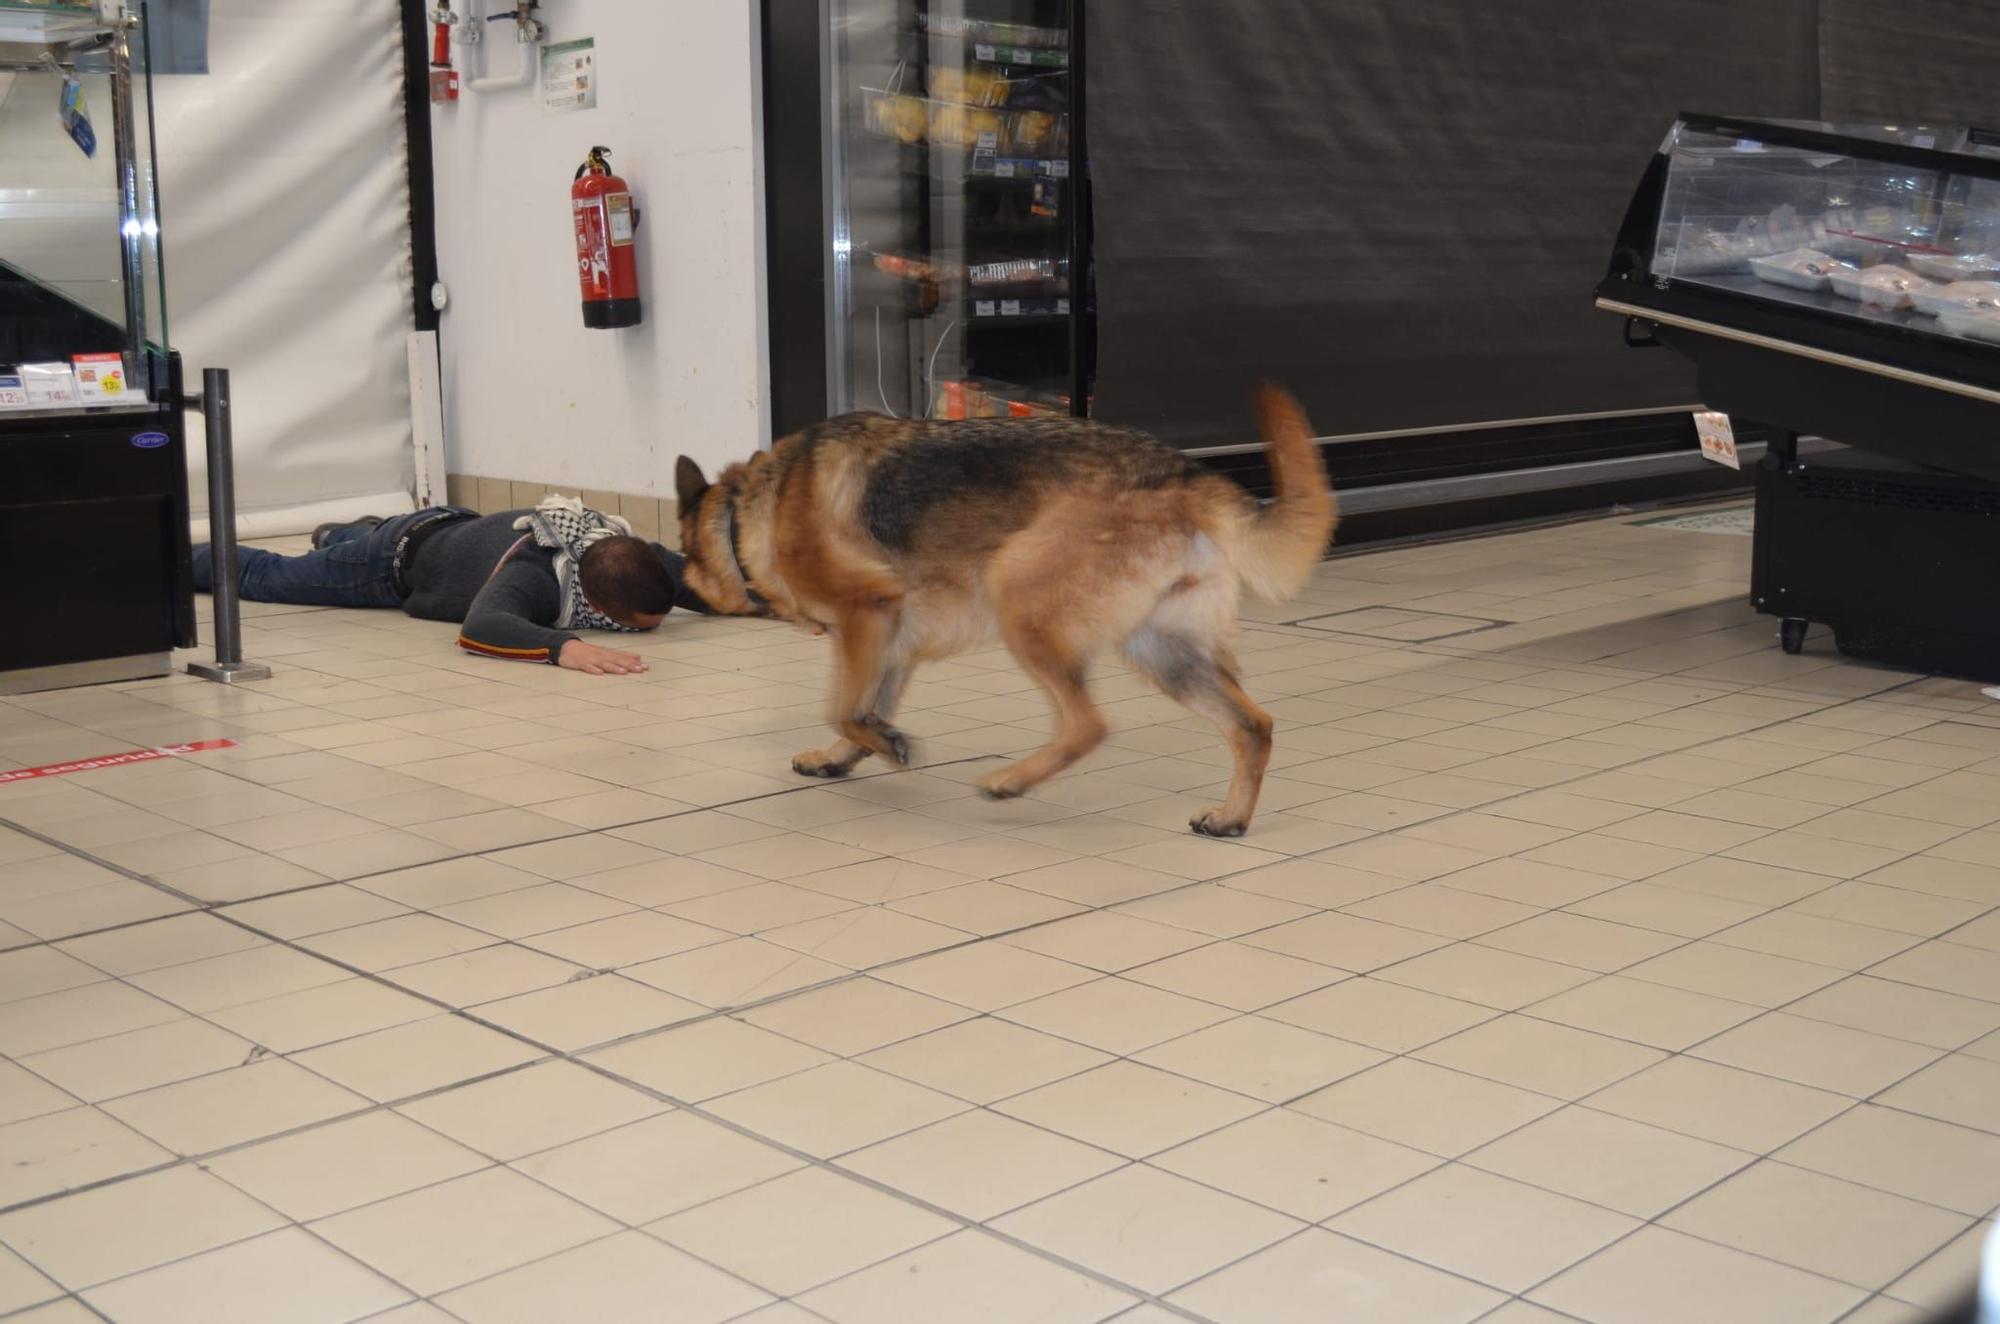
[404,511,705,663]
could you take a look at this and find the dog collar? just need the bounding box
[719,491,770,613]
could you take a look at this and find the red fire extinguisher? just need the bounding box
[572,146,641,329]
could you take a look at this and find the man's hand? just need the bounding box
[558,640,648,675]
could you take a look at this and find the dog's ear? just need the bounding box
[674,456,711,511]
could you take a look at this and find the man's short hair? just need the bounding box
[579,535,674,622]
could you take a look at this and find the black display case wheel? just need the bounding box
[1779,618,1810,655]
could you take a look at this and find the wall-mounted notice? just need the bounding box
[541,37,596,111]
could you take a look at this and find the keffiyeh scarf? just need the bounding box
[511,495,641,632]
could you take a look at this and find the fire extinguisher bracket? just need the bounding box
[571,146,642,329]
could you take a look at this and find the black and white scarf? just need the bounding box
[511,495,640,633]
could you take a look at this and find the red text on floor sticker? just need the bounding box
[0,739,237,784]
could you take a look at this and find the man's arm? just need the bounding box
[455,554,578,664]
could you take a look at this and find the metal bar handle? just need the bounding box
[187,368,269,684]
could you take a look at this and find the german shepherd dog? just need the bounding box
[673,385,1336,837]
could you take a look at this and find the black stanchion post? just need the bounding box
[187,368,271,684]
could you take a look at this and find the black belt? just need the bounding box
[392,507,477,597]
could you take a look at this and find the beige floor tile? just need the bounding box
[1786,974,2000,1051]
[1529,1225,1864,1324]
[0,1107,173,1206]
[797,1228,1133,1324]
[81,1227,410,1324]
[1153,1108,1437,1220]
[662,880,861,935]
[1468,1106,1753,1218]
[1564,880,1766,938]
[885,878,1085,935]
[124,944,350,1014]
[1001,976,1235,1055]
[1648,855,1834,908]
[739,977,971,1056]
[1691,1013,1942,1097]
[1264,976,1495,1052]
[354,856,544,910]
[1476,912,1682,974]
[437,1231,769,1324]
[624,937,845,1008]
[1221,857,1406,909]
[103,1058,366,1155]
[567,856,765,908]
[0,1061,75,1128]
[1315,836,1493,882]
[499,910,723,970]
[1113,883,1314,937]
[1869,940,2000,1002]
[292,1015,543,1101]
[995,1060,1263,1158]
[1713,909,1922,970]
[1134,1015,1385,1102]
[219,885,410,940]
[396,1060,663,1160]
[1587,1056,1851,1151]
[875,942,1095,1012]
[1527,974,1761,1050]
[1779,1105,2000,1216]
[1414,1012,1664,1098]
[1291,1056,1561,1157]
[1004,857,1191,908]
[1169,1228,1505,1324]
[381,943,581,1006]
[0,1245,58,1315]
[1662,1161,1973,1290]
[207,980,437,1055]
[433,883,637,942]
[205,1110,487,1221]
[1330,1162,1636,1292]
[1439,857,1627,910]
[0,982,178,1068]
[705,1060,965,1158]
[312,1167,617,1296]
[648,1166,953,1297]
[1785,881,1987,938]
[1623,940,1846,1006]
[21,1017,253,1102]
[1476,1304,1584,1324]
[1521,832,1700,881]
[1342,882,1543,939]
[1238,911,1448,971]
[761,906,969,969]
[584,1016,831,1101]
[1124,941,1346,1011]
[992,1164,1299,1294]
[839,1108,1123,1220]
[1375,943,1595,1010]
[859,1017,1111,1104]
[1874,1054,2000,1134]
[1,947,108,1002]
[998,910,1207,971]
[513,1111,802,1223]
[299,914,496,973]
[474,974,704,1050]
[0,1165,284,1289]
[1885,1219,1993,1312]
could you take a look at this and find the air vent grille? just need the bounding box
[1796,472,2000,516]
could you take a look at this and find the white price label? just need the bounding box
[1049,159,1069,177]
[975,129,998,150]
[974,43,995,60]
[1001,299,1022,316]
[1693,410,1740,469]
[0,379,28,408]
[994,160,1015,177]
[1012,47,1034,62]
[1056,298,1070,314]
[975,300,996,317]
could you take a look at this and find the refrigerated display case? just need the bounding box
[1,0,197,693]
[1598,115,2000,677]
[769,0,1089,433]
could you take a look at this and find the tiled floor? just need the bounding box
[3,503,1998,1324]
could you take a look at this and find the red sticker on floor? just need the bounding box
[0,739,236,784]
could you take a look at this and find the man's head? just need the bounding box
[578,535,672,630]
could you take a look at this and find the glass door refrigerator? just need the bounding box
[763,0,1089,437]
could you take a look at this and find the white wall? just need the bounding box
[430,0,768,495]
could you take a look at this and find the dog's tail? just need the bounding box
[1227,382,1337,602]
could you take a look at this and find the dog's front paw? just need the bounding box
[1189,808,1248,838]
[976,771,1027,800]
[791,751,852,778]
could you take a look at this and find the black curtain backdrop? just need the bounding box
[1088,1,1853,447]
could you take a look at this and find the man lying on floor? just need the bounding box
[192,497,712,674]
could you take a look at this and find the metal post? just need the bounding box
[107,21,147,378]
[187,368,271,683]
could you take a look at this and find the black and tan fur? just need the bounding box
[675,384,1336,836]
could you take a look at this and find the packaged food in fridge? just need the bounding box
[1910,279,2000,317]
[1905,252,2000,282]
[1936,307,2000,344]
[1748,248,1847,291]
[927,67,1010,107]
[1826,264,1934,309]
[868,91,927,143]
[1009,110,1059,153]
[929,103,1003,149]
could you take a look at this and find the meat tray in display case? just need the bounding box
[1597,116,2000,679]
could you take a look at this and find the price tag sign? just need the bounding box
[1694,409,1740,469]
[1000,299,1022,316]
[975,129,998,150]
[975,300,996,317]
[1012,47,1034,62]
[1049,159,1069,178]
[1056,298,1071,314]
[974,43,995,60]
[993,160,1015,177]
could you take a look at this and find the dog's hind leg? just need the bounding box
[793,660,910,777]
[1126,624,1273,837]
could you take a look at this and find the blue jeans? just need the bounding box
[193,513,432,609]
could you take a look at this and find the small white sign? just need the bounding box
[22,362,78,406]
[72,352,126,403]
[541,37,596,111]
[0,374,28,409]
[1694,409,1740,469]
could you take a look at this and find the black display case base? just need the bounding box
[0,652,173,696]
[1752,444,2000,682]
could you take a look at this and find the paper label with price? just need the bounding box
[1694,410,1739,469]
